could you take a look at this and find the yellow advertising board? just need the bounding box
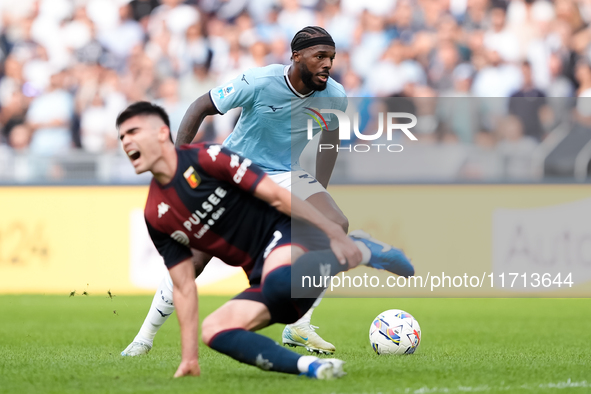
[328,185,591,297]
[1,185,590,296]
[0,186,151,294]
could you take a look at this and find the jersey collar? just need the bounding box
[284,65,315,98]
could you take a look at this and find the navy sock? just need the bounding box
[262,265,316,323]
[261,251,350,322]
[291,249,348,298]
[294,249,348,276]
[208,329,301,374]
[262,265,291,302]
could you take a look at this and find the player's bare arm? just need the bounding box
[253,176,361,267]
[176,93,219,147]
[168,258,200,378]
[315,126,340,189]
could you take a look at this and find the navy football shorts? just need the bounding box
[233,218,330,324]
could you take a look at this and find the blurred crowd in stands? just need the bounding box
[1,0,591,181]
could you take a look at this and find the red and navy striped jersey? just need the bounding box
[144,143,287,277]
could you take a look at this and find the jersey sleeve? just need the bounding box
[145,218,192,269]
[197,144,266,194]
[209,68,256,115]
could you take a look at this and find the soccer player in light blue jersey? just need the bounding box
[122,26,348,357]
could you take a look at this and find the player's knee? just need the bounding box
[202,312,234,346]
[262,266,291,303]
[201,315,220,346]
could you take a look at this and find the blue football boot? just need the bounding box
[349,230,414,277]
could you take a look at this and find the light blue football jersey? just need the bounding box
[209,64,347,174]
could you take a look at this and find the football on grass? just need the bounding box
[369,309,421,355]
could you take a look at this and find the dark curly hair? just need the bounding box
[290,26,333,52]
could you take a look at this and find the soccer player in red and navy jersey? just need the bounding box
[116,102,414,378]
[123,27,346,358]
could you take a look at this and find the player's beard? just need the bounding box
[300,62,328,91]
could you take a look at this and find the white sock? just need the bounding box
[294,306,314,326]
[354,241,371,265]
[297,355,318,373]
[291,289,325,326]
[133,273,175,346]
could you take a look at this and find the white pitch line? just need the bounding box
[342,380,589,394]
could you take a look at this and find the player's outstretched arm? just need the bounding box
[169,258,201,377]
[176,93,219,147]
[315,127,340,189]
[254,176,361,268]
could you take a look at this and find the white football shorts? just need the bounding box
[268,170,327,201]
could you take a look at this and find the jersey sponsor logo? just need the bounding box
[194,207,225,239]
[183,166,201,188]
[157,202,170,218]
[241,74,249,85]
[183,187,228,239]
[171,230,190,245]
[217,83,235,99]
[267,105,283,112]
[207,145,221,162]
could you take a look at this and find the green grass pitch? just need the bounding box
[1,295,589,394]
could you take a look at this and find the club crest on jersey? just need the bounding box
[183,166,201,188]
[217,83,235,99]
